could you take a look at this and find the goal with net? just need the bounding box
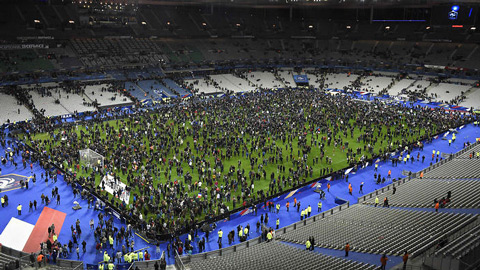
[79,149,104,168]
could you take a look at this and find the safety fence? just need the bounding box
[176,201,350,268]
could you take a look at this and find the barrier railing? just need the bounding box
[175,249,187,270]
[177,201,351,267]
[357,140,480,205]
[0,244,84,270]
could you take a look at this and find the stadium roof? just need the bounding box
[138,0,480,8]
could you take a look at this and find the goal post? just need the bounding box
[79,149,104,168]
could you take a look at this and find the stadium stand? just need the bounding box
[427,83,471,104]
[162,78,191,96]
[432,223,480,259]
[388,79,416,96]
[25,87,71,117]
[183,78,223,95]
[0,92,33,124]
[82,84,134,108]
[362,179,480,208]
[459,88,480,110]
[184,241,377,270]
[422,159,480,179]
[277,204,478,256]
[324,73,359,91]
[277,70,297,87]
[246,71,284,89]
[360,76,395,94]
[125,81,148,101]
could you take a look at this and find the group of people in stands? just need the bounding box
[434,191,452,212]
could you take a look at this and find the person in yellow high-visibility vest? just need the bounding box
[138,251,143,261]
[243,227,248,237]
[133,252,138,261]
[375,196,379,207]
[98,263,104,270]
[107,262,114,270]
[103,251,109,262]
[238,229,243,238]
[318,201,322,212]
[123,253,129,263]
[109,235,114,248]
[17,204,22,215]
[306,240,311,250]
[218,229,223,243]
[300,209,305,220]
[276,203,280,214]
[276,218,280,229]
[307,205,312,217]
[267,231,272,242]
[53,234,57,242]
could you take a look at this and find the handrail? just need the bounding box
[177,201,351,267]
[175,248,187,270]
[357,140,480,204]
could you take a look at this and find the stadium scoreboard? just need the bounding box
[431,4,478,26]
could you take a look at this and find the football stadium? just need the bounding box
[0,0,480,269]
